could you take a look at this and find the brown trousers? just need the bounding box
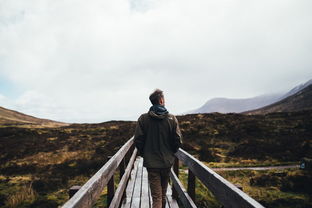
[147,168,171,208]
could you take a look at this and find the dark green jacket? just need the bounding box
[134,110,182,168]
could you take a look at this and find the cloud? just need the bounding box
[0,0,312,122]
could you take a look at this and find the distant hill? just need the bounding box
[188,79,312,114]
[244,82,312,115]
[187,94,282,114]
[0,106,67,127]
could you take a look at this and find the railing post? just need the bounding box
[119,158,125,180]
[125,145,132,163]
[187,168,196,203]
[107,156,115,207]
[172,157,179,199]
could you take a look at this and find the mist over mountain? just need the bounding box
[188,79,312,114]
[187,94,282,114]
[245,81,312,115]
[279,79,312,100]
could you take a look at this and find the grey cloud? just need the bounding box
[0,0,311,122]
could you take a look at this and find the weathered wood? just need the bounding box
[64,136,264,208]
[170,169,197,208]
[130,157,143,208]
[148,179,152,208]
[166,184,179,208]
[62,137,134,208]
[187,169,196,202]
[166,194,179,208]
[120,156,179,208]
[141,167,150,207]
[120,158,140,208]
[172,158,179,199]
[175,149,265,208]
[109,149,137,208]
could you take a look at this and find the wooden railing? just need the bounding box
[62,137,265,208]
[62,137,136,208]
[171,149,265,208]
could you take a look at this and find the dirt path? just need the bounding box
[212,164,299,171]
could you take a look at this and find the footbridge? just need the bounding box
[62,137,265,208]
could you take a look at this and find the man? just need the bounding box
[134,89,182,208]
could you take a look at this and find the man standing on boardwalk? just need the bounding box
[134,89,182,208]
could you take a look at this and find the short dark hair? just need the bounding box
[149,89,164,105]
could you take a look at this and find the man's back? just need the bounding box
[133,89,182,208]
[135,111,182,168]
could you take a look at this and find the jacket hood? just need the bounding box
[148,110,168,119]
[148,105,169,120]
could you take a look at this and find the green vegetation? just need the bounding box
[0,121,135,207]
[0,110,311,207]
[218,169,312,208]
[178,167,312,208]
[179,111,312,164]
[178,169,221,208]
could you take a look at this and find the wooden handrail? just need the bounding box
[174,148,265,208]
[63,138,265,208]
[62,137,134,208]
[109,148,137,208]
[170,169,197,208]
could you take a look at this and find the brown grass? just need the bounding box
[5,183,36,208]
[13,148,94,166]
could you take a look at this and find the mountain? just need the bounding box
[188,79,312,114]
[0,106,67,127]
[279,79,312,100]
[244,82,312,115]
[187,94,282,114]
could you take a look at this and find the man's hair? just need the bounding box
[149,89,164,105]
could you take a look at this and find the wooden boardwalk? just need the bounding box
[62,137,265,208]
[120,157,179,208]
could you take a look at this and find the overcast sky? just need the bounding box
[0,0,312,123]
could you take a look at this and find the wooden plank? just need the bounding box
[166,184,179,208]
[175,149,265,208]
[130,157,144,208]
[140,167,150,208]
[170,169,197,208]
[148,178,152,208]
[120,157,140,208]
[166,195,179,208]
[109,149,137,208]
[62,137,134,208]
[165,199,170,208]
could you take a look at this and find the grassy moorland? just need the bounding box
[0,110,311,207]
[0,121,135,208]
[179,111,312,164]
[178,167,312,208]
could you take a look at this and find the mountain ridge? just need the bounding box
[0,106,67,127]
[244,82,312,115]
[188,79,312,114]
